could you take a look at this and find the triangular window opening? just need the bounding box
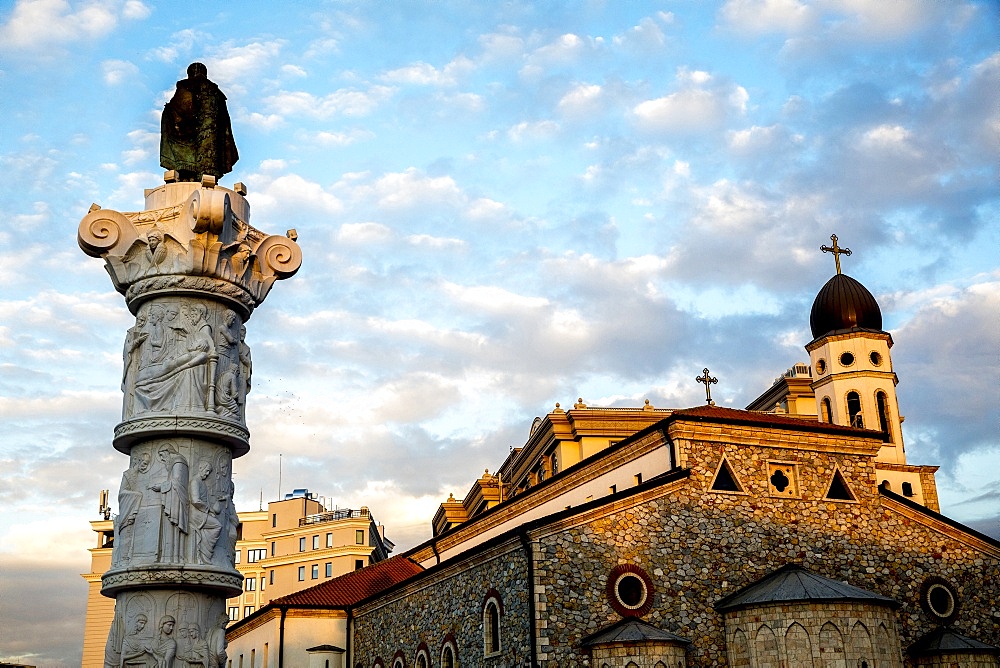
[711,458,743,492]
[826,469,855,500]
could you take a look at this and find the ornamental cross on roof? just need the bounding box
[696,368,718,406]
[821,234,852,275]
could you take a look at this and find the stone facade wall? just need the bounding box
[915,654,999,668]
[590,641,686,667]
[531,434,1000,667]
[723,601,902,667]
[354,539,532,667]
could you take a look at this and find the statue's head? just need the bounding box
[187,62,208,79]
[160,615,175,634]
[134,614,147,631]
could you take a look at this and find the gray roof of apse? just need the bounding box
[909,628,1000,656]
[714,564,900,612]
[580,618,692,647]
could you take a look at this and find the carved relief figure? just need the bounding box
[189,460,222,565]
[213,310,242,418]
[150,445,189,563]
[227,242,252,281]
[214,453,238,564]
[179,624,209,667]
[206,613,229,668]
[120,613,153,667]
[134,303,216,413]
[113,451,152,567]
[151,616,178,668]
[160,63,239,181]
[122,310,149,418]
[145,227,168,277]
[238,325,252,397]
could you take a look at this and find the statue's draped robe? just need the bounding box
[160,76,238,180]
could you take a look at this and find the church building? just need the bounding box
[225,249,999,667]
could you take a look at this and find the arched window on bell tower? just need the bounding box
[875,391,891,436]
[847,391,864,428]
[821,397,832,423]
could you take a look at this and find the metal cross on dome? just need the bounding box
[696,368,718,406]
[821,234,852,275]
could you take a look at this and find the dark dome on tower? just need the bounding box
[809,273,883,339]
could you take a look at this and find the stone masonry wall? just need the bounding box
[532,435,1000,667]
[354,540,532,667]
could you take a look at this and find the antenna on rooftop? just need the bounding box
[98,489,111,520]
[278,453,282,501]
[259,489,263,511]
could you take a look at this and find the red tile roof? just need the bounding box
[670,404,887,439]
[271,555,424,608]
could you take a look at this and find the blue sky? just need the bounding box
[1,1,998,664]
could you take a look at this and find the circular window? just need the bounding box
[869,351,882,366]
[616,574,646,608]
[816,359,827,374]
[606,564,654,617]
[920,577,959,623]
[840,351,855,367]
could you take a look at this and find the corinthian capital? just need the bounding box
[78,179,301,313]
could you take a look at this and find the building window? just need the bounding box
[270,541,275,556]
[260,576,265,591]
[876,391,891,435]
[820,397,832,423]
[298,566,305,581]
[244,606,254,618]
[840,351,855,367]
[312,564,319,579]
[245,577,255,591]
[326,532,333,548]
[847,391,864,427]
[355,559,364,570]
[482,591,503,656]
[440,644,456,668]
[313,535,320,550]
[269,570,274,585]
[356,529,365,545]
[247,548,266,563]
[326,562,333,577]
[271,513,276,528]
[228,606,239,621]
[299,537,306,552]
[902,481,914,497]
[605,564,655,617]
[234,550,240,564]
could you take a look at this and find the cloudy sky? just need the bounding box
[1,0,998,664]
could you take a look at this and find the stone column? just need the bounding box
[78,174,301,667]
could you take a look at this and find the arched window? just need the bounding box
[875,391,891,436]
[392,657,404,668]
[414,643,430,668]
[440,635,458,668]
[821,397,832,423]
[483,594,502,655]
[846,391,864,428]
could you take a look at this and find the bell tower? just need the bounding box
[806,236,905,464]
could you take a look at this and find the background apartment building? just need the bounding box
[81,489,391,665]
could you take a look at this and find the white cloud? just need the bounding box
[101,58,138,86]
[264,85,396,119]
[406,234,465,249]
[311,129,375,146]
[147,28,199,63]
[337,222,393,244]
[507,119,560,142]
[207,40,287,92]
[0,0,147,53]
[719,0,816,34]
[367,169,464,210]
[557,83,603,117]
[380,56,474,87]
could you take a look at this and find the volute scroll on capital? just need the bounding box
[77,180,302,314]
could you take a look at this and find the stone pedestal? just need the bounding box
[79,175,301,667]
